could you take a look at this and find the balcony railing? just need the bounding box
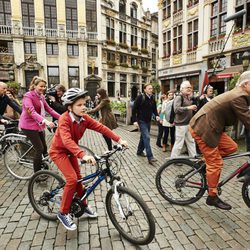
[0,25,12,34]
[209,37,225,53]
[45,28,58,37]
[119,13,126,21]
[66,30,79,38]
[187,51,197,63]
[173,10,183,24]
[23,27,35,36]
[87,32,98,40]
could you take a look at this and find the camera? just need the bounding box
[46,89,57,97]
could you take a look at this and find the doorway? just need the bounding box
[25,70,39,90]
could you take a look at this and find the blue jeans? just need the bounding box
[137,120,153,160]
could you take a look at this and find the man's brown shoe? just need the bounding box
[206,195,232,210]
[148,158,157,165]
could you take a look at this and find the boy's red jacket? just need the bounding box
[49,112,120,158]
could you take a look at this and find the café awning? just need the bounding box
[216,65,244,79]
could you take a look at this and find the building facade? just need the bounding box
[158,0,250,95]
[0,0,158,100]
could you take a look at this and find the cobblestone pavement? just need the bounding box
[0,126,250,250]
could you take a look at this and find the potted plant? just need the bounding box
[106,39,116,46]
[107,60,117,68]
[131,64,139,70]
[131,46,138,52]
[141,48,149,54]
[120,63,129,68]
[142,67,148,73]
[119,43,128,49]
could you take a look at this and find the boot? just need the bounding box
[162,144,167,152]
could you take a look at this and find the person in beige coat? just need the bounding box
[189,70,250,210]
[87,88,118,150]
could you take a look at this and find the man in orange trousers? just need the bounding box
[189,71,250,210]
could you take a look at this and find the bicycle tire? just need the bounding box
[28,170,65,221]
[242,178,250,208]
[105,186,155,245]
[155,159,206,205]
[4,141,35,180]
[78,145,99,183]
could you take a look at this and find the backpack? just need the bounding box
[168,95,184,124]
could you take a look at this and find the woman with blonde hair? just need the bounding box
[19,76,60,173]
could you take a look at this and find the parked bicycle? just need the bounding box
[28,145,155,245]
[1,120,97,180]
[155,152,250,208]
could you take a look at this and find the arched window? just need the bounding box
[119,0,126,14]
[130,2,137,19]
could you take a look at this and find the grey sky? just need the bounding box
[142,0,158,13]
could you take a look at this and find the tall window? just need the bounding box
[163,30,171,57]
[120,74,127,97]
[187,19,198,51]
[173,25,182,54]
[86,0,97,32]
[21,0,35,27]
[47,66,59,87]
[107,72,115,97]
[24,42,36,54]
[131,57,138,66]
[120,54,127,64]
[0,0,11,26]
[106,17,115,41]
[173,0,183,13]
[119,22,127,44]
[130,3,137,19]
[44,0,57,29]
[162,0,171,20]
[131,26,137,47]
[0,40,13,53]
[87,45,98,57]
[187,0,199,8]
[107,51,115,61]
[152,48,156,69]
[66,0,78,31]
[235,0,250,30]
[141,30,148,49]
[210,0,227,37]
[67,44,79,56]
[119,0,126,14]
[68,67,79,88]
[46,43,58,55]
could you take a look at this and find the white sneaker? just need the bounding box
[82,206,98,218]
[57,213,77,231]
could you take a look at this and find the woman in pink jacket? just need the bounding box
[19,76,60,172]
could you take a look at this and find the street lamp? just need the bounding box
[242,51,250,72]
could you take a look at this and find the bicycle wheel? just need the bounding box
[242,177,250,208]
[106,186,155,245]
[79,145,99,183]
[4,141,35,180]
[156,159,206,205]
[28,170,65,221]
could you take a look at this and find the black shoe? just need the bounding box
[148,158,157,165]
[156,144,162,148]
[137,152,147,157]
[206,195,232,210]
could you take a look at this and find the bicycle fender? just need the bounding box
[2,133,27,142]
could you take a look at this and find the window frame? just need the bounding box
[0,0,11,26]
[21,0,35,27]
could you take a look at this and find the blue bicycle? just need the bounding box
[28,145,155,245]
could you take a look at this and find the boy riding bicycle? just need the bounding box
[49,88,127,230]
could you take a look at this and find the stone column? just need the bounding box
[58,39,68,88]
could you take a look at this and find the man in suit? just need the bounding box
[189,70,250,210]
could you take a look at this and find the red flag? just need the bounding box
[201,71,209,95]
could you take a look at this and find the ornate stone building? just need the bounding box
[0,0,158,100]
[158,0,250,95]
